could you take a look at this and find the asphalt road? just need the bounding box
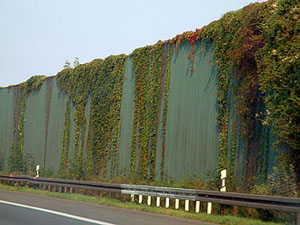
[0,190,215,225]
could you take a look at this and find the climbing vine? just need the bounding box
[256,0,300,181]
[168,0,300,183]
[4,0,299,189]
[60,99,71,174]
[23,75,47,95]
[160,45,171,181]
[130,42,164,180]
[57,63,91,179]
[8,75,46,173]
[57,55,126,179]
[88,55,126,178]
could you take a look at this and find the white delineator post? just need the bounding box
[36,165,40,178]
[138,195,143,204]
[207,169,227,215]
[131,194,134,202]
[207,202,212,214]
[220,169,227,215]
[175,199,179,209]
[195,201,200,213]
[220,169,227,192]
[185,200,189,211]
[156,197,160,207]
[165,198,170,208]
[147,196,151,206]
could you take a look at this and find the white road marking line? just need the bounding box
[0,200,116,225]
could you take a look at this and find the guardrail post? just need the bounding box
[247,207,252,218]
[207,202,212,214]
[48,185,51,191]
[93,190,98,197]
[175,199,179,209]
[165,198,169,208]
[232,206,238,216]
[220,169,227,192]
[147,196,151,206]
[36,165,40,178]
[138,195,143,204]
[185,200,189,211]
[122,194,126,201]
[58,186,62,193]
[296,212,300,225]
[131,194,134,202]
[195,201,200,213]
[156,197,160,207]
[220,169,226,215]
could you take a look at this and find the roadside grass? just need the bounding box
[0,183,281,225]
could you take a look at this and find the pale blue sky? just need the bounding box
[0,0,265,86]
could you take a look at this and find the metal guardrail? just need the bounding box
[0,174,299,223]
[0,174,121,193]
[121,184,300,213]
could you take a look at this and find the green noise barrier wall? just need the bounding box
[0,88,14,170]
[1,0,299,188]
[0,42,278,182]
[163,42,219,182]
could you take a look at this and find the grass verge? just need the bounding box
[0,183,280,225]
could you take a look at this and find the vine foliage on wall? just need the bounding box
[169,0,300,185]
[130,42,166,181]
[8,75,46,174]
[4,0,299,189]
[57,55,127,179]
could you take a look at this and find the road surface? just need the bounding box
[0,190,215,225]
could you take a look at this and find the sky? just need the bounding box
[0,0,265,87]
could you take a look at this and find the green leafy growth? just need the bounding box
[57,55,127,179]
[130,42,164,181]
[169,0,300,184]
[60,99,71,174]
[57,62,94,179]
[22,75,47,95]
[8,99,27,172]
[87,55,126,178]
[8,75,47,174]
[160,46,171,181]
[5,0,300,191]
